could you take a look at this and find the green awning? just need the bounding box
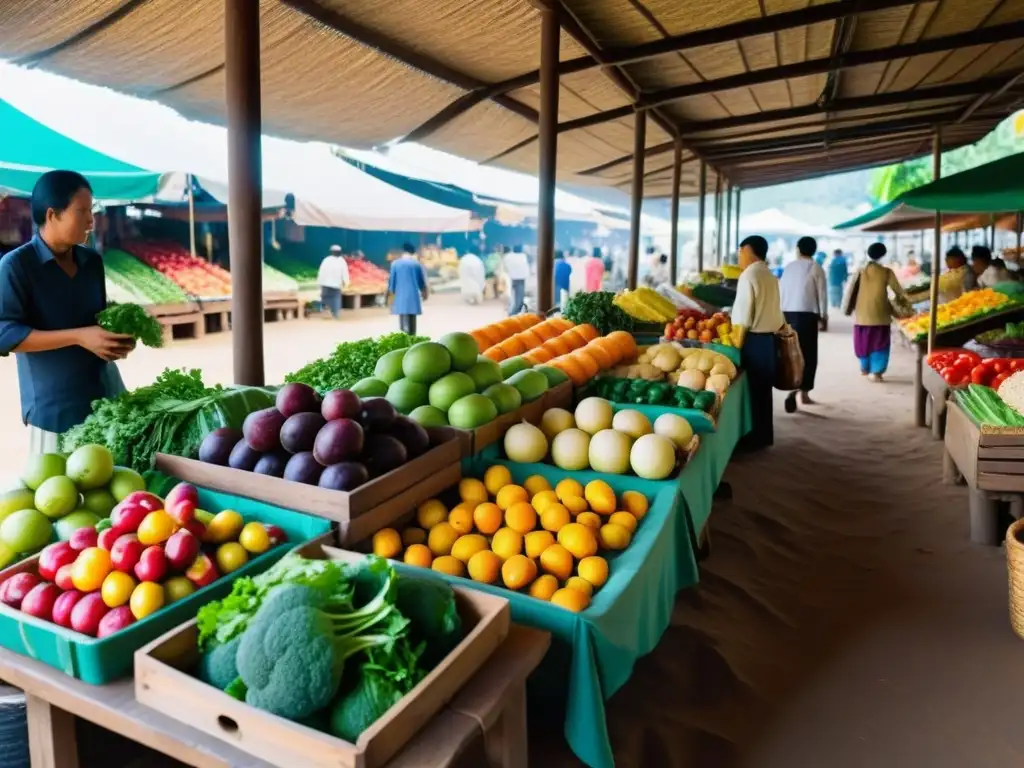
[0,96,161,201]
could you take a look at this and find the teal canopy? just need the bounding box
[0,97,161,201]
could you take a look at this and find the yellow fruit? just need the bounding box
[71,547,111,593]
[448,506,474,535]
[372,528,403,559]
[561,495,588,515]
[576,512,602,530]
[608,511,638,533]
[129,581,165,620]
[551,587,590,612]
[529,574,559,600]
[483,465,513,496]
[451,534,489,562]
[531,490,559,512]
[540,503,570,533]
[495,485,528,511]
[473,503,503,535]
[416,499,448,529]
[598,523,631,551]
[558,522,598,559]
[402,527,427,546]
[432,555,465,577]
[427,522,460,556]
[238,522,271,554]
[505,502,538,534]
[138,510,177,546]
[216,542,249,573]
[565,576,593,597]
[403,544,433,568]
[584,480,616,514]
[555,478,584,502]
[459,479,488,506]
[204,509,244,544]
[620,490,649,519]
[467,550,501,583]
[101,571,136,608]
[490,527,524,560]
[539,543,574,581]
[523,474,551,496]
[578,556,609,589]
[524,530,555,559]
[501,554,538,590]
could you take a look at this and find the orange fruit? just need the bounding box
[621,490,649,519]
[404,544,433,568]
[561,495,588,515]
[497,318,521,337]
[495,484,529,510]
[576,511,602,530]
[476,325,501,347]
[451,534,489,562]
[591,337,622,365]
[578,556,609,588]
[432,555,465,577]
[532,489,559,512]
[417,499,448,529]
[473,502,503,535]
[540,503,571,533]
[469,331,490,353]
[555,478,584,501]
[609,511,638,533]
[519,313,543,329]
[490,527,523,560]
[372,528,402,559]
[550,317,573,332]
[583,341,615,370]
[532,321,556,342]
[467,550,501,583]
[528,574,559,601]
[484,346,506,362]
[460,479,489,505]
[539,544,574,581]
[402,527,427,546]
[501,554,538,590]
[505,501,538,534]
[543,337,572,357]
[525,530,556,559]
[558,522,599,559]
[500,336,526,356]
[524,475,552,496]
[483,465,513,496]
[561,329,587,350]
[524,346,552,364]
[565,576,594,597]
[598,523,631,551]
[448,505,474,535]
[606,330,637,360]
[584,480,616,514]
[519,330,544,350]
[570,350,600,380]
[554,357,588,386]
[575,324,600,342]
[551,587,590,612]
[427,522,460,556]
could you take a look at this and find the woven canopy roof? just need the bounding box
[4,0,1024,200]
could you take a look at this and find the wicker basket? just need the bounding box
[1006,519,1024,639]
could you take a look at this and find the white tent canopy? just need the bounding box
[738,207,837,238]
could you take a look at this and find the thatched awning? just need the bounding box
[3,0,1022,198]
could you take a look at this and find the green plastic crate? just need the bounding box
[0,485,331,684]
[608,402,716,433]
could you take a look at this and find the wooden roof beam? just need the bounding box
[818,12,857,108]
[957,69,1024,123]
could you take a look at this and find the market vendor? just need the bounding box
[938,246,971,302]
[971,245,1011,289]
[732,235,785,450]
[0,170,134,453]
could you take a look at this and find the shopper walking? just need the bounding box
[780,236,827,412]
[316,245,350,319]
[827,248,848,308]
[503,244,529,315]
[388,243,429,336]
[732,235,786,450]
[584,247,605,292]
[553,250,572,307]
[844,242,909,382]
[458,251,486,305]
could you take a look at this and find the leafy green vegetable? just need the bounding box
[224,677,248,702]
[285,333,427,392]
[562,292,635,336]
[97,303,164,347]
[198,635,242,690]
[103,249,188,303]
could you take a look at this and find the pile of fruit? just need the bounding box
[926,348,1024,389]
[663,309,734,346]
[0,446,150,569]
[613,287,677,323]
[102,249,188,304]
[0,481,286,638]
[610,344,737,395]
[372,469,654,613]
[586,376,718,413]
[344,256,389,294]
[503,397,694,481]
[124,241,232,298]
[901,288,1017,338]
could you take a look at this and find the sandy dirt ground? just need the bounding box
[6,297,1024,767]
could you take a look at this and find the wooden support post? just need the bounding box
[714,172,723,265]
[535,4,558,313]
[26,695,79,768]
[668,136,681,286]
[627,111,646,290]
[186,173,197,260]
[724,181,733,258]
[225,0,264,386]
[734,187,741,256]
[696,160,707,273]
[927,127,942,357]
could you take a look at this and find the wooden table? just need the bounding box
[922,364,951,440]
[0,624,550,768]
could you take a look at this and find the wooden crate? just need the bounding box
[945,401,1024,491]
[157,312,203,345]
[264,292,301,322]
[154,430,462,545]
[199,300,232,334]
[134,543,510,768]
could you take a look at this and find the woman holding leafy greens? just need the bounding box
[0,171,134,453]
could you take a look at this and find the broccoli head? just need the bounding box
[198,634,242,691]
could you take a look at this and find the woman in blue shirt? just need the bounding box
[388,243,429,336]
[0,171,134,453]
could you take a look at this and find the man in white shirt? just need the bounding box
[503,244,530,315]
[779,235,827,412]
[971,245,1011,289]
[317,245,350,319]
[458,251,486,305]
[732,234,785,450]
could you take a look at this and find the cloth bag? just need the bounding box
[841,269,861,316]
[774,323,805,391]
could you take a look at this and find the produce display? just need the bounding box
[562,292,636,335]
[468,313,544,357]
[102,249,189,305]
[924,348,1024,389]
[262,263,299,293]
[0,479,287,638]
[62,369,275,473]
[194,552,462,740]
[662,309,735,346]
[502,398,691,481]
[608,343,738,396]
[613,287,677,323]
[586,377,718,413]
[97,303,163,348]
[678,282,736,309]
[477,315,570,362]
[955,383,1024,427]
[264,252,319,286]
[344,257,389,294]
[196,381,440,491]
[124,241,233,298]
[371,469,654,613]
[900,288,1018,338]
[976,321,1024,348]
[285,333,427,392]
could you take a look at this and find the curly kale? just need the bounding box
[563,292,635,335]
[97,302,164,348]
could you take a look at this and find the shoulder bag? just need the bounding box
[841,268,862,317]
[774,323,805,391]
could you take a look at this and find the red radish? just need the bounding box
[54,564,75,592]
[98,527,120,551]
[21,583,61,620]
[38,542,77,581]
[69,527,98,551]
[164,530,199,571]
[0,573,41,609]
[264,524,287,547]
[110,534,144,573]
[97,606,135,638]
[52,590,84,628]
[70,593,109,636]
[134,546,167,583]
[185,554,219,587]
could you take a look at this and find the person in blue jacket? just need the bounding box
[553,250,571,307]
[388,243,429,336]
[827,248,849,308]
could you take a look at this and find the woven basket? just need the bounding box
[1006,519,1024,639]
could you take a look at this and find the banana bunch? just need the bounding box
[614,287,677,323]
